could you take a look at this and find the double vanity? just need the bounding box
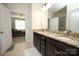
[33,30,79,56]
[33,4,79,56]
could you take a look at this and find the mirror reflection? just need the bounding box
[48,3,79,33]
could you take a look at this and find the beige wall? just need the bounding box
[32,3,48,30]
[32,3,42,29]
[41,9,48,29]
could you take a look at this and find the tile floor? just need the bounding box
[3,36,41,56]
[25,47,41,56]
[12,36,25,45]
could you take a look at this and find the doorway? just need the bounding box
[11,12,25,45]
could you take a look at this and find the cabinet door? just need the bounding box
[46,43,57,56]
[33,32,41,52]
[37,37,40,52]
[33,36,37,47]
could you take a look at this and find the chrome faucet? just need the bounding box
[64,30,71,36]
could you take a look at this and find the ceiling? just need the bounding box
[2,3,31,13]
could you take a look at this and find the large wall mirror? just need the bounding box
[48,5,67,32]
[48,3,79,33]
[70,10,79,32]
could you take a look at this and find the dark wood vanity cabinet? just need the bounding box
[33,32,79,56]
[33,32,46,56]
[33,32,41,52]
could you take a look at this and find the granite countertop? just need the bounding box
[34,30,79,48]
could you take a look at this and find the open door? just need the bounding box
[0,4,12,55]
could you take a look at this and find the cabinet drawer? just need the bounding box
[41,39,46,42]
[41,44,46,49]
[46,37,79,55]
[34,32,41,38]
[41,35,46,40]
[41,40,46,45]
[47,37,76,50]
[41,51,46,56]
[41,47,46,54]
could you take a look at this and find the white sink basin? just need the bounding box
[56,37,73,40]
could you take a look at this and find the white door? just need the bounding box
[0,4,12,55]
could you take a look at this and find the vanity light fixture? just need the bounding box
[42,3,53,10]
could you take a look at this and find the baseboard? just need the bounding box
[6,44,14,52]
[2,44,14,56]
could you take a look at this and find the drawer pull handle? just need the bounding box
[0,32,3,34]
[55,50,60,54]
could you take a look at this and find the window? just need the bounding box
[15,20,25,30]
